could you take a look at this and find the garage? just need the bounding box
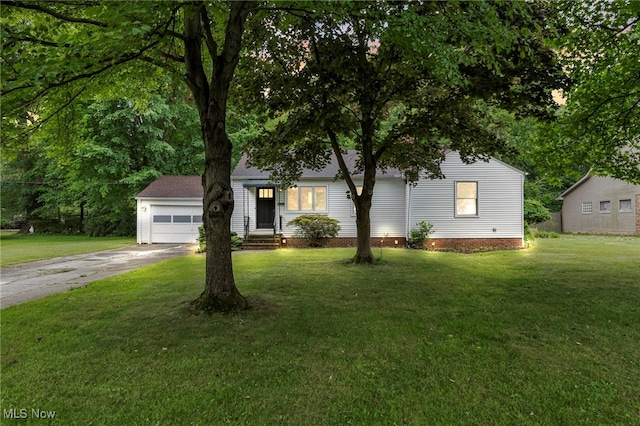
[136,176,204,244]
[150,205,202,243]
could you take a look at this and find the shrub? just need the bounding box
[84,214,135,237]
[196,227,243,253]
[408,221,434,249]
[524,199,551,224]
[231,232,243,251]
[288,214,341,247]
[532,229,560,239]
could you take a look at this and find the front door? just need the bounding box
[256,187,275,229]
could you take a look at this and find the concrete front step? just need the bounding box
[243,233,279,250]
[242,242,279,250]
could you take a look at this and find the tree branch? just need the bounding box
[327,128,358,197]
[165,29,187,42]
[4,40,161,107]
[3,83,89,143]
[3,1,108,27]
[199,5,218,60]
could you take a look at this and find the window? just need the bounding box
[582,201,593,214]
[286,186,327,211]
[153,215,171,223]
[192,215,203,223]
[619,199,632,213]
[599,201,611,214]
[173,215,191,223]
[258,188,274,199]
[455,181,478,216]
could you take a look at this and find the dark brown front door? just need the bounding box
[256,187,275,229]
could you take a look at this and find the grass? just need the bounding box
[0,233,135,266]
[1,235,639,424]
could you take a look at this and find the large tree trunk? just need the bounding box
[352,143,377,264]
[183,2,251,313]
[191,116,247,313]
[353,193,375,263]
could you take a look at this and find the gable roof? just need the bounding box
[136,175,202,198]
[232,150,402,179]
[556,173,592,200]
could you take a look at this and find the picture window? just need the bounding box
[286,186,327,211]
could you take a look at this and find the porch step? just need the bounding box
[243,233,279,250]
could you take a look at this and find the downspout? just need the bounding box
[243,185,247,239]
[521,173,525,247]
[136,198,141,244]
[406,180,412,244]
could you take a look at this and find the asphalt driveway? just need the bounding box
[0,244,197,309]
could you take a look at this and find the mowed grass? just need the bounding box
[1,235,639,425]
[0,233,135,266]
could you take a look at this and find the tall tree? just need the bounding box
[244,1,564,263]
[2,1,257,311]
[534,0,640,184]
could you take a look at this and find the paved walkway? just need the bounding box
[0,244,198,309]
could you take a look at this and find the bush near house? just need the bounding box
[288,214,341,247]
[196,227,243,253]
[407,221,434,249]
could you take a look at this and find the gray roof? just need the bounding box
[232,151,402,179]
[556,173,592,200]
[136,175,202,198]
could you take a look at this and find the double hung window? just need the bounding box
[455,182,478,217]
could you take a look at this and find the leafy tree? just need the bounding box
[1,90,203,235]
[2,1,259,311]
[524,199,552,225]
[244,1,564,263]
[534,0,640,184]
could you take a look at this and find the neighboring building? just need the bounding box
[136,151,525,250]
[557,174,640,235]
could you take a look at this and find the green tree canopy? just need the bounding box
[2,0,259,312]
[535,0,640,184]
[243,1,565,263]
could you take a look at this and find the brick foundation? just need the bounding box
[425,238,523,252]
[279,236,523,252]
[280,236,406,249]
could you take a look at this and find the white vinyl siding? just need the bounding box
[230,151,524,241]
[232,178,405,238]
[409,152,524,239]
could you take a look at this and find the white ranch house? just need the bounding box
[136,151,525,251]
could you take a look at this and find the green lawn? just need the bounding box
[0,233,135,266]
[1,235,639,424]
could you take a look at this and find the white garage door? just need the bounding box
[151,206,202,243]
